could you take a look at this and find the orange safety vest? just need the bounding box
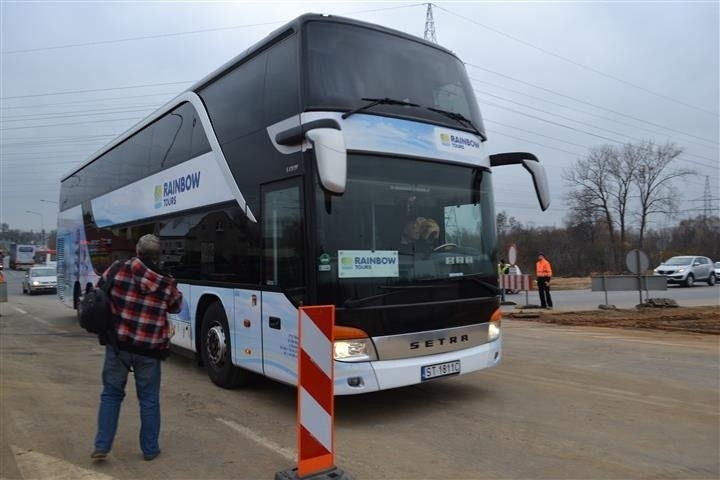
[536,258,553,277]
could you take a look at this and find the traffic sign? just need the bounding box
[508,244,517,265]
[625,249,650,274]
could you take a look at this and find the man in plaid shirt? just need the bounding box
[92,234,182,462]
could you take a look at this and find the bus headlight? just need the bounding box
[334,338,377,362]
[488,321,501,341]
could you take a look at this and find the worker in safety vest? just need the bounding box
[535,252,553,309]
[497,258,510,301]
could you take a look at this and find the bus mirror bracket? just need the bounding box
[275,119,341,146]
[489,152,551,211]
[305,128,347,194]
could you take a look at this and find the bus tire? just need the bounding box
[200,302,246,389]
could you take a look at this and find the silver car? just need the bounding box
[653,256,716,287]
[22,266,58,295]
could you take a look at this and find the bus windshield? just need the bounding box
[314,155,496,305]
[305,21,485,138]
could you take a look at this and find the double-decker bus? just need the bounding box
[57,14,549,394]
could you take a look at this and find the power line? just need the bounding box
[1,21,284,55]
[1,3,426,54]
[1,134,115,146]
[479,98,718,170]
[485,119,591,151]
[486,129,585,157]
[1,81,194,100]
[470,77,719,149]
[434,3,719,117]
[466,64,720,146]
[0,92,179,110]
[0,116,141,131]
[0,104,158,121]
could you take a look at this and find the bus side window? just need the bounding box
[265,34,299,124]
[262,182,305,304]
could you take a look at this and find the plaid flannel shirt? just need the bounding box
[101,258,182,356]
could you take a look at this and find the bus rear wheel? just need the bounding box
[200,302,246,389]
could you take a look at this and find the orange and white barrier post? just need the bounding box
[275,305,353,480]
[499,273,532,292]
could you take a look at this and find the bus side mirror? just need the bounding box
[306,128,347,194]
[489,152,550,211]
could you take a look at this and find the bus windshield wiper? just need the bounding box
[343,290,402,308]
[457,273,502,296]
[427,107,486,140]
[344,283,448,308]
[342,97,420,119]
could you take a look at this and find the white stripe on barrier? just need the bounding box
[500,274,532,291]
[300,387,333,451]
[300,311,333,377]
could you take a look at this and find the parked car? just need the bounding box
[22,266,58,295]
[653,256,716,287]
[714,262,720,281]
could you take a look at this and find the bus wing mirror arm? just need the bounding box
[489,152,551,211]
[306,128,347,194]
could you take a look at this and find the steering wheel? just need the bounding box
[433,242,458,252]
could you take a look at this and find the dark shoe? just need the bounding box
[547,306,553,310]
[91,450,108,459]
[143,450,161,461]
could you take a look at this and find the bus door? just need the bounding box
[260,179,306,384]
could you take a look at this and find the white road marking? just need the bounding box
[11,305,69,333]
[216,417,296,461]
[11,445,114,480]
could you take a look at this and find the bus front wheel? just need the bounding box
[200,302,246,389]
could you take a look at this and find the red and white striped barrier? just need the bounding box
[297,305,335,477]
[500,274,533,291]
[276,306,353,480]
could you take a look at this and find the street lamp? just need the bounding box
[26,210,45,247]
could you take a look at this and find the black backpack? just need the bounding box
[79,261,123,334]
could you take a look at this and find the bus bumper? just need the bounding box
[334,337,502,395]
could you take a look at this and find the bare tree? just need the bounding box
[631,141,694,248]
[564,145,620,266]
[609,144,641,250]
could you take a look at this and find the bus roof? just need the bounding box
[61,13,460,182]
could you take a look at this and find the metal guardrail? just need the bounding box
[591,275,667,306]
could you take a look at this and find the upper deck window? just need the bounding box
[305,21,485,138]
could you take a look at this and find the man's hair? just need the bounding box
[136,234,161,263]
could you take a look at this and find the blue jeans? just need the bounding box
[94,346,162,456]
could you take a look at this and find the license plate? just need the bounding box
[421,360,461,380]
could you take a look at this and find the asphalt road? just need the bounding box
[503,281,719,311]
[1,271,718,479]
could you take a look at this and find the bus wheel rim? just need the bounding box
[206,324,226,367]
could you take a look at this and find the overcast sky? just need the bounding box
[1,1,718,235]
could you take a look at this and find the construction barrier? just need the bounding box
[0,271,7,304]
[276,305,353,480]
[500,273,533,292]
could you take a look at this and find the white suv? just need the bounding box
[653,256,716,287]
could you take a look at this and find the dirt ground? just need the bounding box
[515,277,718,334]
[508,306,720,335]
